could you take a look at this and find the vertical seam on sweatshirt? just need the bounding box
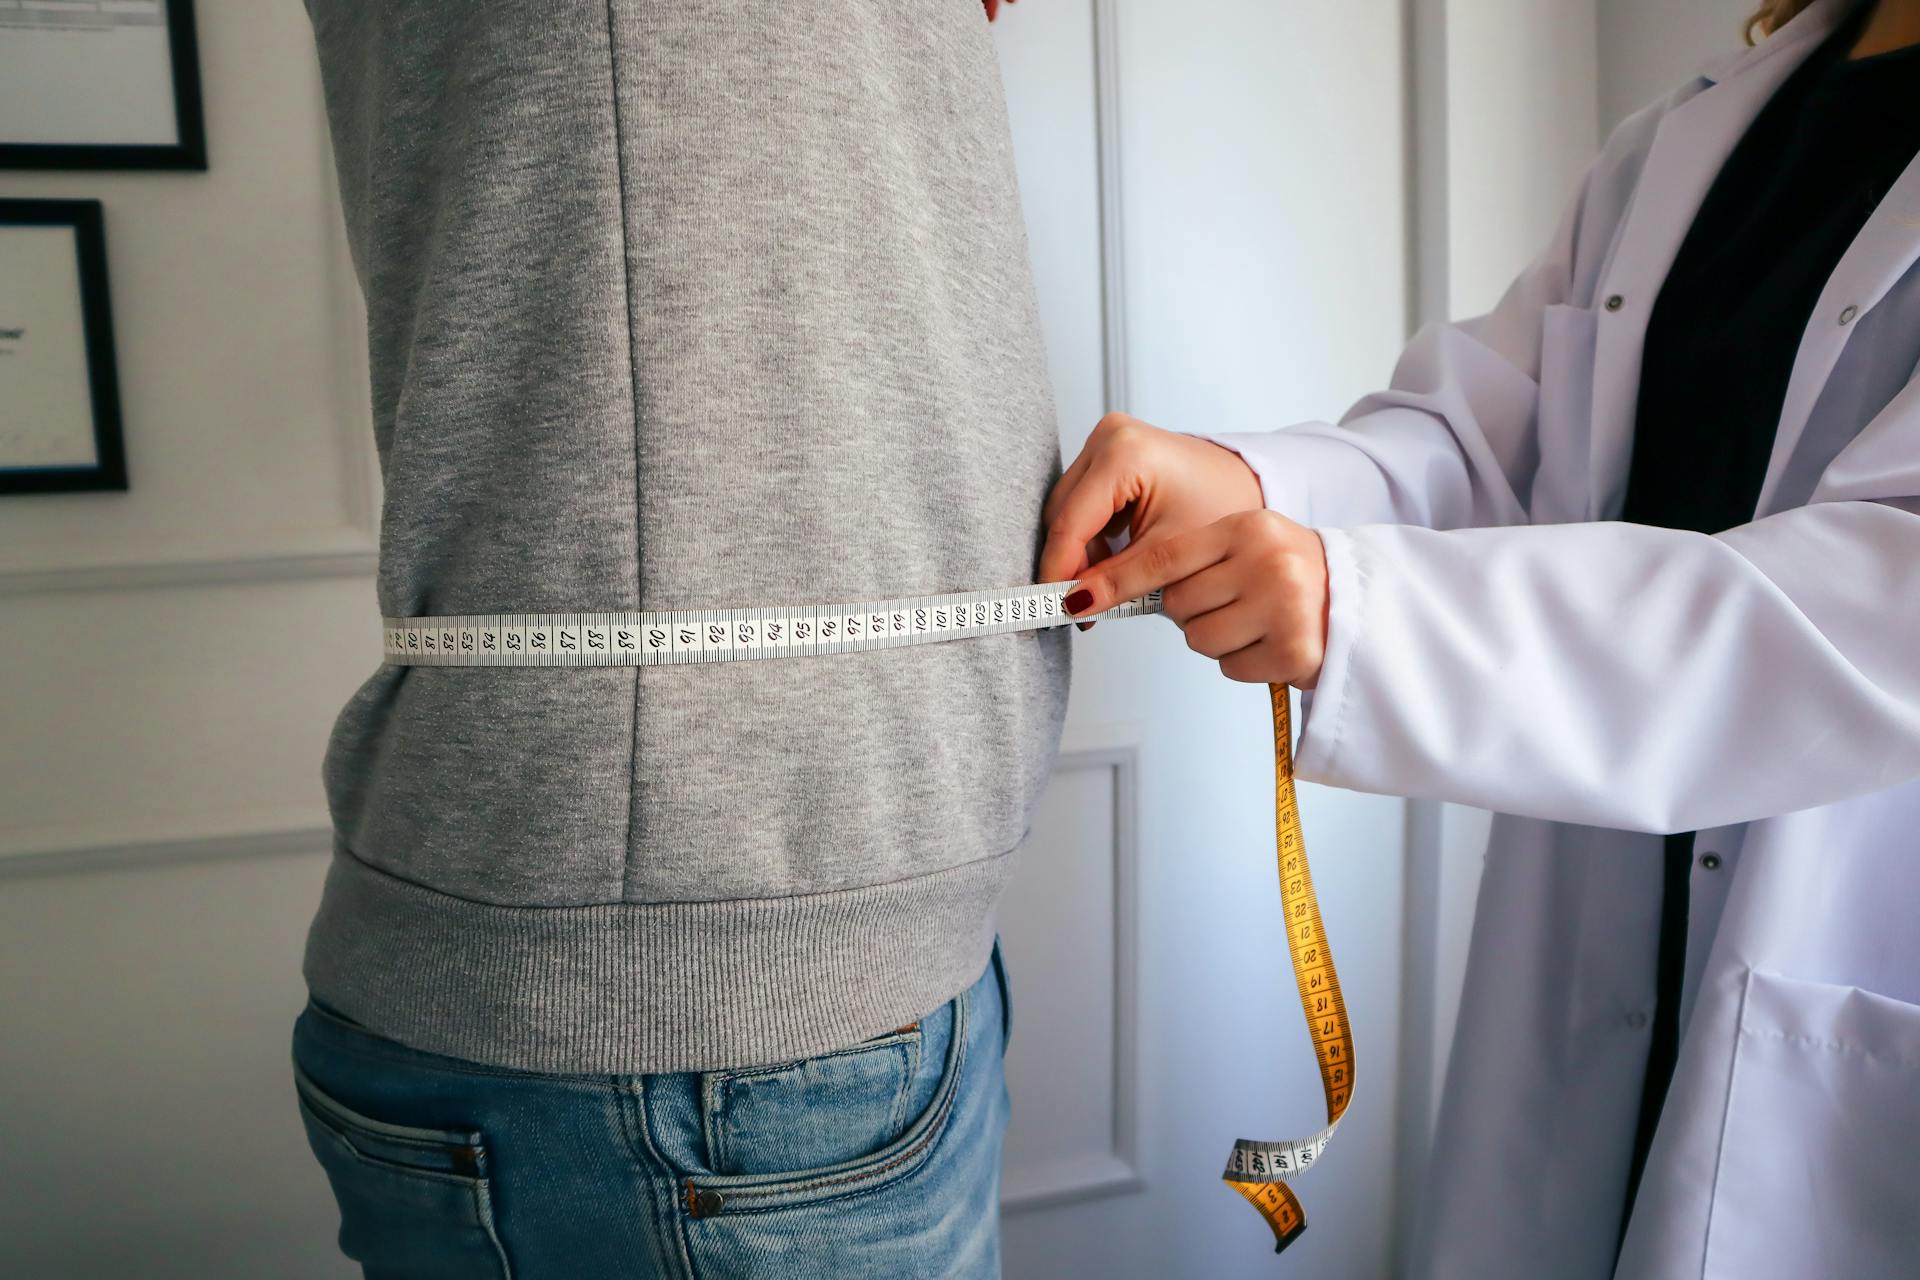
[604,0,645,901]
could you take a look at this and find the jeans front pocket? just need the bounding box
[293,1061,512,1278]
[675,982,971,1217]
[700,1027,923,1177]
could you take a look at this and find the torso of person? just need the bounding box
[298,0,1069,1075]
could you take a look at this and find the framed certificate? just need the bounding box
[0,200,128,495]
[0,0,206,170]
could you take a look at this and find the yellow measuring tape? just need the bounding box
[1222,683,1354,1255]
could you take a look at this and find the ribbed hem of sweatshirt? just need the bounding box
[301,836,1009,1076]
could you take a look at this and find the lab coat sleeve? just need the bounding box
[1188,179,1588,532]
[1295,390,1920,832]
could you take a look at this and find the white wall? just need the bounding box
[1442,0,1599,318]
[0,0,372,1273]
[0,854,344,1277]
[1599,0,1756,133]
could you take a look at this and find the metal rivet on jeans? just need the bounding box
[1604,294,1625,311]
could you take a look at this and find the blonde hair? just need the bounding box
[1746,0,1818,44]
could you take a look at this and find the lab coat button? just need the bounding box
[1604,294,1625,312]
[1625,1011,1648,1029]
[1839,304,1859,326]
[1700,853,1721,870]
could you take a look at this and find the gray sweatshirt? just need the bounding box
[299,0,1069,1074]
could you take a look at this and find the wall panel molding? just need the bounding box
[0,823,333,882]
[1001,740,1144,1213]
[1393,3,1449,1271]
[1091,0,1130,415]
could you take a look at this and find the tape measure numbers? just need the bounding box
[383,582,1353,1255]
[381,583,1158,666]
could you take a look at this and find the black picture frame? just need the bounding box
[0,199,129,495]
[0,0,207,172]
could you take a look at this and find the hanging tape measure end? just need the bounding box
[1225,1175,1309,1256]
[1215,683,1352,1259]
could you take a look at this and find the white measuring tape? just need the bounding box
[381,578,1349,1256]
[381,583,1161,666]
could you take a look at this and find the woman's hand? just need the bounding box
[1039,414,1267,614]
[1061,509,1330,689]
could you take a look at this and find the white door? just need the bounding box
[991,4,1412,1276]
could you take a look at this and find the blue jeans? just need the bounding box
[290,942,1012,1279]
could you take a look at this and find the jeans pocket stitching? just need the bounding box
[297,1096,492,1189]
[293,1092,513,1278]
[471,1181,514,1279]
[695,1065,961,1213]
[706,1028,923,1087]
[701,1072,730,1175]
[293,1063,487,1175]
[698,1028,925,1177]
[683,991,970,1214]
[887,1036,921,1137]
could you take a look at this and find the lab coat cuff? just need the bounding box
[1294,525,1364,783]
[1190,427,1350,525]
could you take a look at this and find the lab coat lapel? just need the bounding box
[1586,0,1852,518]
[1754,152,1920,514]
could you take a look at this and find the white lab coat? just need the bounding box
[1201,1,1920,1275]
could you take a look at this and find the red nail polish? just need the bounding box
[1064,589,1094,615]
